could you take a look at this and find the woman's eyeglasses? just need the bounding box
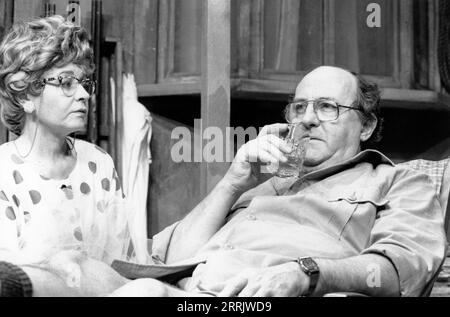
[34,75,96,97]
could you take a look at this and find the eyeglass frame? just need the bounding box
[33,75,96,97]
[285,98,362,123]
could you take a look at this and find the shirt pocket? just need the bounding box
[327,193,389,239]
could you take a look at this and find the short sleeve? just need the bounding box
[361,169,448,296]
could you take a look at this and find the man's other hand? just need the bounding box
[214,261,309,297]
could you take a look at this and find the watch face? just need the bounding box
[300,258,319,273]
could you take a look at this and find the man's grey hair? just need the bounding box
[350,71,383,145]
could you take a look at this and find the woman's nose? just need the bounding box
[74,83,90,100]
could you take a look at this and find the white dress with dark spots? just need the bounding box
[0,139,132,266]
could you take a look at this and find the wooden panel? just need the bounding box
[399,0,413,88]
[173,0,201,75]
[263,0,300,71]
[0,0,13,34]
[334,0,359,71]
[0,0,13,144]
[157,0,170,82]
[249,0,263,78]
[101,0,134,73]
[262,0,324,72]
[99,56,110,137]
[200,0,231,196]
[334,0,395,78]
[297,0,324,70]
[147,114,201,235]
[413,0,429,89]
[233,78,450,110]
[138,82,200,96]
[133,0,158,85]
[323,0,335,65]
[12,0,94,34]
[114,41,123,179]
[232,0,251,77]
[13,0,44,22]
[157,0,203,81]
[428,0,440,92]
[357,0,395,77]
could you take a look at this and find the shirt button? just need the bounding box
[152,255,163,264]
[223,243,234,250]
[247,214,257,221]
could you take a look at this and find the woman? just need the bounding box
[0,15,137,296]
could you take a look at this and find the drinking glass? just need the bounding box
[273,123,309,178]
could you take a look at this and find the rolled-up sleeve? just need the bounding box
[361,168,448,296]
[151,221,180,263]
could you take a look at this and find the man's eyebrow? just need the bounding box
[290,97,339,103]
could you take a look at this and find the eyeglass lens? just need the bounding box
[288,100,339,122]
[60,77,95,96]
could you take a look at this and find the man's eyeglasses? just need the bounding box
[285,98,361,122]
[34,75,96,97]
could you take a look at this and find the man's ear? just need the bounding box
[360,115,377,143]
[21,99,35,114]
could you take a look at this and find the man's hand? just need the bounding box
[209,262,309,297]
[223,123,292,194]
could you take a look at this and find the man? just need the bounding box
[112,66,447,297]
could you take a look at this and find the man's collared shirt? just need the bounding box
[152,150,447,296]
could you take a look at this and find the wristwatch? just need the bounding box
[296,257,320,297]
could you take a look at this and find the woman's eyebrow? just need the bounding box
[56,70,84,78]
[54,70,74,77]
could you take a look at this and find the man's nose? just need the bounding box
[301,102,320,128]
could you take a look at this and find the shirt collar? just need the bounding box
[301,149,395,181]
[273,149,395,195]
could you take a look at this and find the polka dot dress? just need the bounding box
[0,139,131,265]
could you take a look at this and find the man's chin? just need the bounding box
[303,156,328,171]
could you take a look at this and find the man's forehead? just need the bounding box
[294,67,357,102]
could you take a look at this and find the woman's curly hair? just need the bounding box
[0,15,94,135]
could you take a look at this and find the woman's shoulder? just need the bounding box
[74,139,110,156]
[0,142,23,185]
[73,139,115,165]
[0,140,14,153]
[0,141,19,162]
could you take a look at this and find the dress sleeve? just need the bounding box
[100,154,134,264]
[0,190,21,263]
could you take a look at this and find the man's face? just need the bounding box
[291,66,366,171]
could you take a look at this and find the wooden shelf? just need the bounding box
[137,79,450,111]
[137,82,200,97]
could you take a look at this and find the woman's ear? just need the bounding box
[360,115,378,143]
[21,99,36,114]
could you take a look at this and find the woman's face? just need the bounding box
[28,63,90,136]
